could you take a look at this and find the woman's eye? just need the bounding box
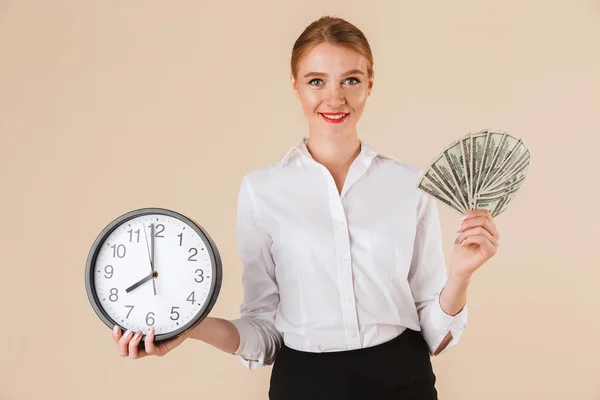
[308,77,361,86]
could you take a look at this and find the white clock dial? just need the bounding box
[92,213,215,336]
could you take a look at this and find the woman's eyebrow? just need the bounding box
[303,69,365,78]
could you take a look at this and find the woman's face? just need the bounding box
[291,43,374,140]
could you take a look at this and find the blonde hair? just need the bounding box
[290,16,374,81]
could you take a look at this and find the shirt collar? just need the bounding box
[278,136,396,167]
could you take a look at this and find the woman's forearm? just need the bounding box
[186,316,241,355]
[432,273,471,355]
[439,273,471,316]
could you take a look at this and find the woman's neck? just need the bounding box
[306,133,361,169]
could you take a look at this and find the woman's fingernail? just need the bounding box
[456,224,462,232]
[134,331,142,339]
[461,215,468,221]
[113,325,119,335]
[124,329,133,337]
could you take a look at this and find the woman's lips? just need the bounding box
[320,113,349,124]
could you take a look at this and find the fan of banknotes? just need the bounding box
[417,129,530,217]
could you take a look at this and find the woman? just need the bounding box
[113,16,500,399]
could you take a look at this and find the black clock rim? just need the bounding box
[84,207,223,343]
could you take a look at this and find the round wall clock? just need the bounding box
[85,207,222,344]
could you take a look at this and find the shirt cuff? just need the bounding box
[230,318,267,370]
[428,293,469,353]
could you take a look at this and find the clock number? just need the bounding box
[177,233,183,246]
[188,248,198,261]
[194,269,204,283]
[170,306,180,321]
[104,265,113,279]
[111,244,126,258]
[146,312,155,326]
[187,291,196,304]
[109,288,118,302]
[125,305,135,319]
[127,229,140,243]
[149,224,165,238]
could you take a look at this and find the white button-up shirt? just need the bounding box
[230,137,468,370]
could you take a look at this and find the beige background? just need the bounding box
[1,0,599,399]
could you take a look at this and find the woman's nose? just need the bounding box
[324,87,346,107]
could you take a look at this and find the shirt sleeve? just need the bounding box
[229,175,283,370]
[408,185,468,356]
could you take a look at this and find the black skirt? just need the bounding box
[268,328,438,400]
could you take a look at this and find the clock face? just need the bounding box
[86,209,221,341]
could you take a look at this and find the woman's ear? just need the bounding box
[290,73,300,100]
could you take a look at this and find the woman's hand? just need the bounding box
[113,325,188,359]
[450,209,500,279]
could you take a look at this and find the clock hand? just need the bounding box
[125,272,155,293]
[150,223,157,296]
[142,222,157,296]
[142,223,152,262]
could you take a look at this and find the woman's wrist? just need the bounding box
[187,316,241,355]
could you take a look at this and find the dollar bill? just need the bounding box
[442,139,470,210]
[475,130,505,197]
[473,195,505,216]
[425,152,469,211]
[483,158,530,193]
[485,151,530,191]
[493,191,517,217]
[480,132,521,191]
[470,131,488,208]
[460,134,473,208]
[476,178,522,200]
[480,138,529,192]
[420,169,466,212]
[482,186,522,217]
[417,129,530,217]
[417,174,466,214]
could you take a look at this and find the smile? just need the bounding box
[320,113,349,123]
